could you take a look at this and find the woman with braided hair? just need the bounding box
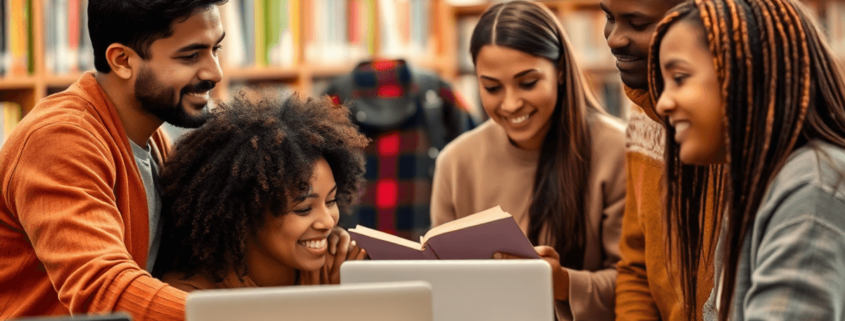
[650,0,845,320]
[154,93,370,290]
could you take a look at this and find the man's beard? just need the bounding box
[134,66,215,128]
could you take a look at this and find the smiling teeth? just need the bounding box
[187,91,209,99]
[299,239,326,249]
[510,114,530,124]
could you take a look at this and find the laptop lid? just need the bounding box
[186,281,433,321]
[340,260,553,321]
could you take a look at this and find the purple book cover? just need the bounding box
[348,211,538,260]
[349,232,436,260]
[424,217,540,260]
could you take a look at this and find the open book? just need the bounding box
[349,206,540,260]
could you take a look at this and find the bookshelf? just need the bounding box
[438,0,845,121]
[0,0,453,117]
[1,0,844,123]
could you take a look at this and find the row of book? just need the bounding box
[222,0,432,69]
[43,0,94,75]
[1,0,34,77]
[1,0,93,77]
[222,0,300,68]
[0,102,22,148]
[303,0,431,64]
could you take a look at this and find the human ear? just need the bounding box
[104,44,137,80]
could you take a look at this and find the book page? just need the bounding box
[422,205,511,244]
[349,225,423,250]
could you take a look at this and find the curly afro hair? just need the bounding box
[154,93,369,282]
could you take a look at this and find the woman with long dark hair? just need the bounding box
[430,1,626,320]
[650,0,845,320]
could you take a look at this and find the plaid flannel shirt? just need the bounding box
[325,60,474,240]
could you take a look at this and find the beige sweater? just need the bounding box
[431,112,627,321]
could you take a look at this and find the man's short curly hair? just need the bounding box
[156,93,368,282]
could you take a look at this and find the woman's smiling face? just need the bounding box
[475,45,559,150]
[248,158,340,273]
[655,21,727,165]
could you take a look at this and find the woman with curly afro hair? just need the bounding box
[155,93,370,291]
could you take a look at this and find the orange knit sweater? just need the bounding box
[0,73,187,320]
[614,87,716,321]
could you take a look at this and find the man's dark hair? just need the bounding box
[154,93,369,282]
[88,0,227,73]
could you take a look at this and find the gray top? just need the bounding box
[704,141,845,321]
[129,140,162,273]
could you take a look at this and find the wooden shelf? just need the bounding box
[0,77,38,89]
[225,66,301,81]
[307,64,358,78]
[453,4,490,17]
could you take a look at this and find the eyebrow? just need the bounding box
[295,185,338,201]
[662,58,688,71]
[598,3,649,20]
[620,11,650,20]
[479,68,540,82]
[174,32,226,53]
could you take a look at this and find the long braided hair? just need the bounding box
[154,93,369,282]
[648,0,845,319]
[469,1,606,269]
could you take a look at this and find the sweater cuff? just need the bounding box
[565,268,615,321]
[110,270,187,321]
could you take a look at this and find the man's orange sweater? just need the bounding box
[0,73,187,320]
[614,88,717,321]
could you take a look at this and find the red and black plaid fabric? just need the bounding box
[325,60,474,240]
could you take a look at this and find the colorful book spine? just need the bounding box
[78,0,94,72]
[290,0,300,65]
[0,102,21,148]
[240,0,255,66]
[26,0,33,74]
[0,0,6,76]
[67,0,80,74]
[9,0,29,76]
[254,0,266,66]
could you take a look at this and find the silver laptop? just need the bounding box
[186,281,433,321]
[341,260,553,321]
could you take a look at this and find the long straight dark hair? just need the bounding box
[648,0,845,320]
[469,0,605,269]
